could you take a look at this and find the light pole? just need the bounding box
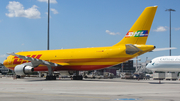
[47,0,50,50]
[165,9,175,56]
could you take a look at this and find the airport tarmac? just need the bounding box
[0,77,180,101]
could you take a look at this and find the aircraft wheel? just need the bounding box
[46,76,56,80]
[73,75,83,80]
[16,75,21,78]
[46,76,50,80]
[53,76,56,80]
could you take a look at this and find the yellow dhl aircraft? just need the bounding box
[3,6,157,80]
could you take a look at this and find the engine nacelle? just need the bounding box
[14,64,34,75]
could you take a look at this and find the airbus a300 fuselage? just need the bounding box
[5,45,155,71]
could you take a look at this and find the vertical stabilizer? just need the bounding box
[114,6,157,46]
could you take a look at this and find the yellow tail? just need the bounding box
[114,6,157,46]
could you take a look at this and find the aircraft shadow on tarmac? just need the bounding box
[148,82,180,84]
[22,77,180,84]
[84,79,180,84]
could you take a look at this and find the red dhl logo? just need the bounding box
[13,54,42,64]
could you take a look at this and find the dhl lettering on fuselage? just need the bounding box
[13,54,42,64]
[125,30,148,38]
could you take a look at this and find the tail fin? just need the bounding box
[114,6,157,46]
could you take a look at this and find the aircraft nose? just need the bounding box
[146,63,151,69]
[3,59,8,67]
[3,55,11,67]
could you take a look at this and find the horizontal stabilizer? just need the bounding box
[126,44,142,55]
[151,47,176,52]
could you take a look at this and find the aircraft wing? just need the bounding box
[7,52,60,67]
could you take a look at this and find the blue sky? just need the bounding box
[0,0,180,63]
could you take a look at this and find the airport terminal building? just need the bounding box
[95,60,135,76]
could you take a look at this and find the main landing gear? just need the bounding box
[45,66,83,80]
[72,71,83,80]
[46,66,56,80]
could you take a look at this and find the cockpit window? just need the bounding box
[152,63,154,65]
[150,61,152,63]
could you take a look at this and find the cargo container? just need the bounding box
[165,73,178,80]
[153,73,165,80]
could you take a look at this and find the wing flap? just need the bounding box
[56,63,70,66]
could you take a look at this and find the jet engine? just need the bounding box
[14,64,34,75]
